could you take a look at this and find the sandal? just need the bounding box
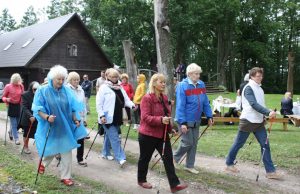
[38,164,45,174]
[78,161,87,167]
[61,179,74,186]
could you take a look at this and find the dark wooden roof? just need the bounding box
[0,13,112,68]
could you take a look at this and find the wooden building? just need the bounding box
[0,13,112,88]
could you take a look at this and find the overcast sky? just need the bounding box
[0,0,51,24]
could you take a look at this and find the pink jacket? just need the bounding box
[139,93,172,139]
[2,83,24,104]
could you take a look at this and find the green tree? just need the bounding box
[19,6,39,28]
[0,8,16,32]
[46,0,84,19]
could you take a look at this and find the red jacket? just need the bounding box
[139,93,172,139]
[2,83,24,104]
[121,82,134,100]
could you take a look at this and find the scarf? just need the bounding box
[105,79,122,90]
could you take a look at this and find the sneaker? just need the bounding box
[100,155,114,161]
[78,161,88,167]
[266,171,283,180]
[184,167,199,174]
[225,165,240,173]
[15,140,20,145]
[120,159,126,168]
[133,124,137,129]
[24,148,31,154]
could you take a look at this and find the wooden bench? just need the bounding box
[287,115,300,127]
[212,117,290,131]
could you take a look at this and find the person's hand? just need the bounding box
[6,98,10,102]
[133,105,138,111]
[171,100,175,106]
[48,115,56,123]
[162,117,171,125]
[269,111,276,119]
[208,118,214,127]
[74,120,80,127]
[29,117,35,123]
[181,124,188,134]
[101,116,107,124]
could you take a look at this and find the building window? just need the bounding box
[67,44,77,56]
[22,38,34,48]
[3,42,13,50]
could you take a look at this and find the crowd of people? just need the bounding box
[1,64,284,191]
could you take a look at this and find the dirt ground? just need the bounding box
[0,111,299,194]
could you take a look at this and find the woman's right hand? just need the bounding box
[181,125,188,134]
[29,117,35,123]
[162,116,171,125]
[101,116,107,124]
[48,115,56,123]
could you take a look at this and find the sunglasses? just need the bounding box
[33,88,37,91]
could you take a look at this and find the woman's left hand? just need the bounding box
[74,120,81,127]
[208,118,214,126]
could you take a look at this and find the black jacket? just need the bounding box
[19,90,37,128]
[81,80,92,98]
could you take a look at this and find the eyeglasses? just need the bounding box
[33,88,37,91]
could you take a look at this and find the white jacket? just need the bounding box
[66,83,86,121]
[96,84,135,124]
[240,79,265,123]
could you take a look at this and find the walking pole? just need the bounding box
[123,123,132,150]
[35,126,51,185]
[4,106,9,145]
[151,133,182,170]
[87,121,98,137]
[179,125,210,165]
[85,124,100,159]
[256,119,274,182]
[21,122,33,155]
[157,124,168,194]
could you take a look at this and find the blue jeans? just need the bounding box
[173,122,200,168]
[226,128,276,173]
[102,125,126,162]
[10,117,19,141]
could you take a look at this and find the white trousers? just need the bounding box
[43,151,72,179]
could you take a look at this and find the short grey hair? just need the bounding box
[47,65,68,80]
[10,73,22,84]
[186,63,202,76]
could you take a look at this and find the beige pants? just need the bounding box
[43,151,72,179]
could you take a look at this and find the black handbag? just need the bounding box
[8,103,20,117]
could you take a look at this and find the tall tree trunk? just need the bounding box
[122,40,138,89]
[154,0,174,100]
[287,51,294,95]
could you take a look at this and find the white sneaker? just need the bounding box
[120,159,126,168]
[184,167,199,174]
[133,124,137,129]
[100,155,114,161]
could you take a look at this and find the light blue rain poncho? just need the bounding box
[32,76,87,157]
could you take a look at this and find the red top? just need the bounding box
[139,93,172,139]
[121,82,134,100]
[2,83,24,104]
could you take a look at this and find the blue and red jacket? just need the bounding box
[175,78,212,125]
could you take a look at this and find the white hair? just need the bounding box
[186,63,202,76]
[10,73,22,84]
[47,65,68,80]
[244,73,249,81]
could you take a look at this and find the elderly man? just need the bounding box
[173,63,213,174]
[225,67,282,180]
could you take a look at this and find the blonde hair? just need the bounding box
[186,63,202,76]
[67,71,80,83]
[106,68,120,79]
[10,73,22,84]
[120,73,129,80]
[285,92,292,99]
[149,73,166,97]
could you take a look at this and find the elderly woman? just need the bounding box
[32,65,87,186]
[120,73,134,121]
[137,73,188,193]
[2,73,24,145]
[96,68,135,167]
[173,63,213,174]
[67,71,88,167]
[19,81,40,154]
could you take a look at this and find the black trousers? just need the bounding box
[77,138,84,162]
[125,107,131,121]
[137,133,180,188]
